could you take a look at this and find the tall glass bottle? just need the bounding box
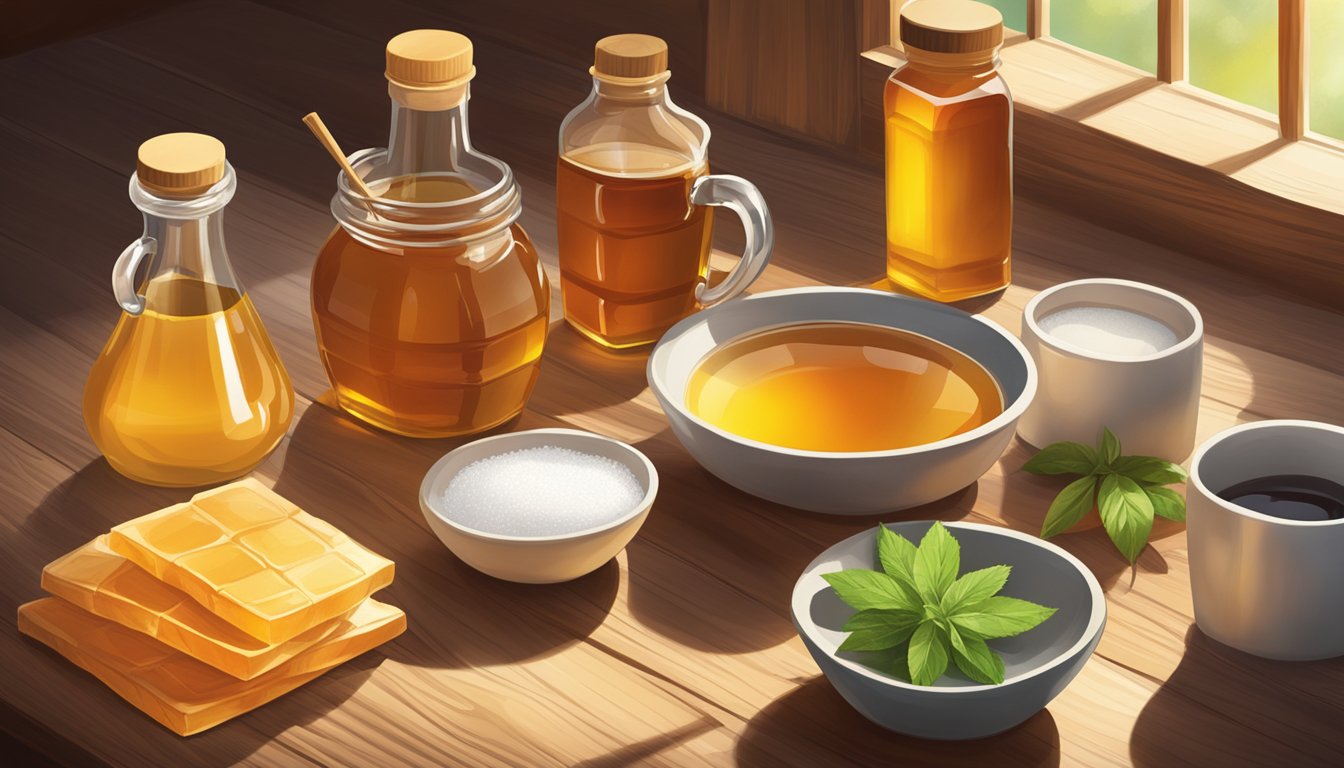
[885,0,1012,302]
[84,133,294,486]
[311,30,549,437]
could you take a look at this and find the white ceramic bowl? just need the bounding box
[647,287,1037,514]
[418,428,657,583]
[792,521,1106,740]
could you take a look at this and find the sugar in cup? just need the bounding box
[419,428,657,583]
[1019,278,1203,460]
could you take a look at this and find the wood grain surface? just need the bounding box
[2,1,1343,766]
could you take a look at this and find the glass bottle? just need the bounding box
[885,0,1012,302]
[84,133,294,487]
[557,34,772,349]
[311,30,549,437]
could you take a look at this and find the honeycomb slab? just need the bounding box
[18,597,405,736]
[108,478,394,644]
[43,536,350,680]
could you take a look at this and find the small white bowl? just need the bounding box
[647,287,1037,514]
[418,428,657,584]
[792,521,1105,740]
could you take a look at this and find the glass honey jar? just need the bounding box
[885,0,1012,302]
[84,133,294,486]
[311,30,550,438]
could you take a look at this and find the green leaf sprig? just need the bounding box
[1023,427,1187,563]
[822,522,1057,686]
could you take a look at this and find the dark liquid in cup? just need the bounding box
[1216,474,1344,521]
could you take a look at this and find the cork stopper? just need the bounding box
[136,133,226,196]
[900,0,1003,54]
[385,29,476,89]
[593,34,668,79]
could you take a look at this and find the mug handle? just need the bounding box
[112,236,156,316]
[689,174,773,307]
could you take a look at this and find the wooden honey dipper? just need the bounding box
[301,112,382,217]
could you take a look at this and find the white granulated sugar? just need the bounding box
[441,445,644,536]
[1039,306,1179,357]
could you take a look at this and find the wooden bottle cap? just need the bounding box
[385,29,476,89]
[900,0,1003,54]
[593,34,668,79]
[136,133,226,196]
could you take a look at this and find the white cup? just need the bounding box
[1019,278,1203,460]
[1187,420,1344,660]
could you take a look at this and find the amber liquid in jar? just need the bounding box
[84,274,294,486]
[884,60,1011,302]
[312,174,549,437]
[556,143,712,349]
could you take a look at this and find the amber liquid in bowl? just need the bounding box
[685,322,1003,452]
[312,175,549,437]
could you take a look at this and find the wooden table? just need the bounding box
[3,1,1343,765]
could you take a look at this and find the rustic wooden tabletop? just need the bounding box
[3,1,1343,766]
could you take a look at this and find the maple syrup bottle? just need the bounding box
[885,0,1012,302]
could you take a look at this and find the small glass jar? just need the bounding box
[885,0,1012,302]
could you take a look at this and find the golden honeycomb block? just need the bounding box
[108,479,394,644]
[18,597,405,736]
[42,536,351,680]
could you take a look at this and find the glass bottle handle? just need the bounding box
[112,236,156,316]
[690,174,773,307]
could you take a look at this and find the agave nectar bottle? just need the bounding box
[885,0,1012,302]
[311,30,550,437]
[84,133,294,486]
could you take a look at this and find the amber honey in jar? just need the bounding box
[311,31,549,438]
[885,0,1011,302]
[557,34,773,349]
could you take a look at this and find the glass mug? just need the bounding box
[557,34,773,349]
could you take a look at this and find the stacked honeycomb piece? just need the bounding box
[18,478,405,735]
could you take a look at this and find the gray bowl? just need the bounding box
[791,521,1105,740]
[647,287,1036,514]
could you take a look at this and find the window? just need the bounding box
[1053,0,1158,74]
[1312,0,1344,138]
[997,0,1342,141]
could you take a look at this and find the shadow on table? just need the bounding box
[271,401,621,670]
[736,676,1061,767]
[17,458,204,575]
[572,716,721,768]
[17,628,380,766]
[1130,625,1344,766]
[527,323,654,419]
[620,432,980,655]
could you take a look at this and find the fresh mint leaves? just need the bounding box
[823,522,1056,687]
[1024,427,1187,562]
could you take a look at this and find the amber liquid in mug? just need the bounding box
[884,66,1011,302]
[84,274,293,486]
[557,143,713,349]
[685,322,1003,452]
[312,174,549,438]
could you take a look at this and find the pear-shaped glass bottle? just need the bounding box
[311,30,549,437]
[84,133,294,486]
